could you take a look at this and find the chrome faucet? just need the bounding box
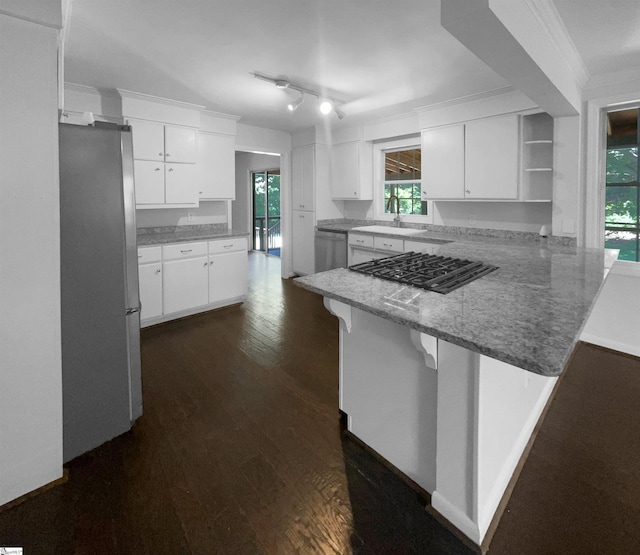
[386,194,402,226]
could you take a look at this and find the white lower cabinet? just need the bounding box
[208,237,248,304]
[163,255,209,314]
[138,237,248,326]
[138,246,163,320]
[292,210,315,275]
[139,263,163,319]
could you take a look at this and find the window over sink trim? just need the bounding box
[373,136,433,224]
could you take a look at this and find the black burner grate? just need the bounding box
[349,252,498,294]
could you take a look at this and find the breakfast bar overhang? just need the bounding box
[295,233,618,547]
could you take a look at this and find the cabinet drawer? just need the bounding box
[162,241,207,260]
[374,236,404,253]
[208,237,247,254]
[138,246,162,264]
[348,233,374,249]
[404,240,438,256]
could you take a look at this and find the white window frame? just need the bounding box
[373,136,433,224]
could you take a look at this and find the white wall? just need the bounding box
[136,202,228,228]
[0,10,63,506]
[233,152,281,237]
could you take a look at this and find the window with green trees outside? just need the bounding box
[606,108,640,261]
[383,148,427,216]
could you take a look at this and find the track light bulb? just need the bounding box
[287,94,304,112]
[319,99,333,115]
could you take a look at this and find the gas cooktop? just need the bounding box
[349,252,498,294]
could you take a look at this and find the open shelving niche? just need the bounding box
[521,112,554,201]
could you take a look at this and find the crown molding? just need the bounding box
[414,86,516,113]
[201,109,241,122]
[116,88,206,111]
[525,0,590,88]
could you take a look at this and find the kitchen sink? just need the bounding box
[351,225,425,236]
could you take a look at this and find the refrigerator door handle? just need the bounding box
[126,305,141,315]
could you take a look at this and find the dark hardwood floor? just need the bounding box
[1,252,639,554]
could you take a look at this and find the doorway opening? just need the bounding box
[605,108,640,261]
[252,170,281,256]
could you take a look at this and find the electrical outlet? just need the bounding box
[469,214,477,225]
[187,212,195,222]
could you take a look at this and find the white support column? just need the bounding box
[432,339,557,545]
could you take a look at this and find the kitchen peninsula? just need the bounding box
[295,226,617,548]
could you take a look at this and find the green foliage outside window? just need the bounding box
[605,138,639,261]
[384,183,426,215]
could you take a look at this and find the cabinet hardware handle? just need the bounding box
[465,189,471,194]
[356,239,364,243]
[204,262,208,266]
[138,255,142,259]
[223,244,233,248]
[155,269,161,274]
[383,243,391,247]
[180,249,192,254]
[168,168,174,172]
[166,153,171,157]
[158,152,164,156]
[155,167,161,171]
[199,191,203,194]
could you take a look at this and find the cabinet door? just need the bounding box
[165,163,198,205]
[162,256,209,314]
[292,210,315,275]
[130,120,165,161]
[165,125,197,164]
[139,262,163,320]
[465,115,519,199]
[331,141,373,200]
[421,125,465,199]
[208,251,248,304]
[292,145,315,211]
[198,132,235,199]
[134,160,165,204]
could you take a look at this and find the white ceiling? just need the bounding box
[64,0,640,132]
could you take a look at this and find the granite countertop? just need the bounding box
[295,233,619,377]
[137,225,249,246]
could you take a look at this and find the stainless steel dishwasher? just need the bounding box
[315,229,348,271]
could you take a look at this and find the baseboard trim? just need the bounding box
[0,469,69,514]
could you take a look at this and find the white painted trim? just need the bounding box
[523,0,589,87]
[477,375,557,538]
[117,88,206,111]
[201,109,241,122]
[409,330,438,371]
[323,298,352,333]
[584,94,640,248]
[431,491,481,545]
[415,86,516,114]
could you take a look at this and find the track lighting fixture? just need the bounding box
[287,93,304,112]
[252,72,345,119]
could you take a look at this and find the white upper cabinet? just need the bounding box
[421,114,520,201]
[421,125,465,200]
[130,119,196,164]
[165,163,198,205]
[465,115,519,199]
[331,141,373,200]
[130,120,165,161]
[198,131,235,200]
[292,145,315,211]
[165,125,197,163]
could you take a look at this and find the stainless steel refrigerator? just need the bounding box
[59,122,142,463]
